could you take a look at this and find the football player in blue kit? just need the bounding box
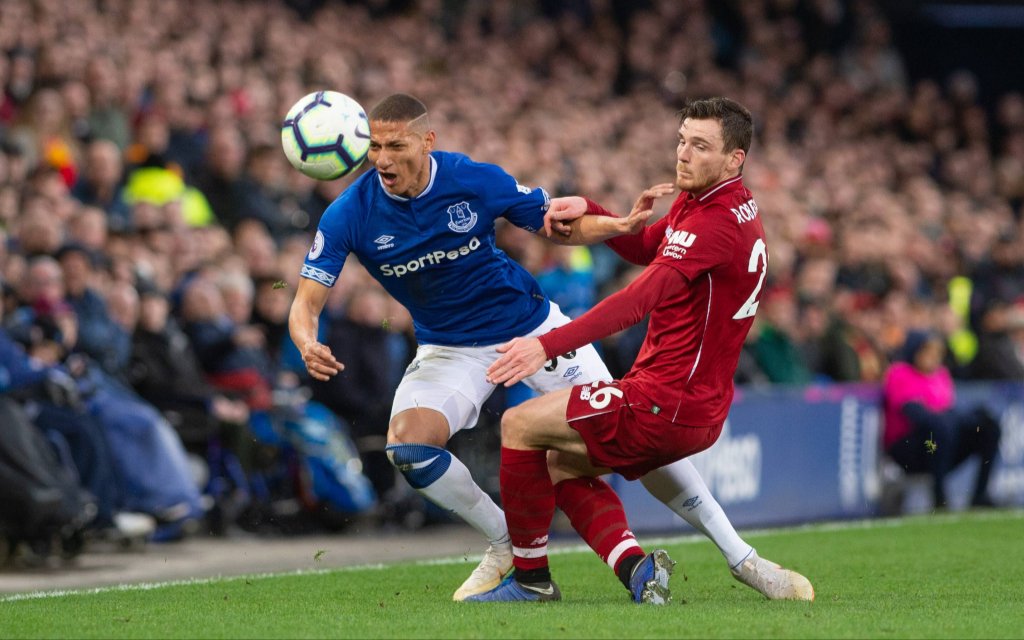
[289,93,809,602]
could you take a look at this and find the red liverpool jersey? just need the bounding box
[625,176,766,425]
[540,175,767,427]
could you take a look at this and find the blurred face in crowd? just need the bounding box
[106,282,139,332]
[138,292,170,333]
[206,127,246,179]
[181,278,226,322]
[234,219,277,277]
[675,117,745,194]
[254,281,291,324]
[85,139,123,189]
[58,251,93,298]
[68,207,108,250]
[30,88,65,134]
[26,259,65,307]
[16,208,62,255]
[220,282,253,326]
[913,337,946,374]
[138,112,170,154]
[367,117,435,199]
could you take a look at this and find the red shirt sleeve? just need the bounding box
[583,198,668,266]
[538,264,685,359]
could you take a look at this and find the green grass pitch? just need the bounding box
[2,510,1022,639]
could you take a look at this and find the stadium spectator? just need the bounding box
[882,330,1002,509]
[127,275,252,533]
[71,138,132,233]
[968,301,1024,380]
[66,206,110,253]
[233,219,281,281]
[241,143,304,238]
[195,125,260,232]
[6,88,79,186]
[751,287,812,385]
[180,273,273,412]
[11,193,64,258]
[251,275,303,377]
[7,256,78,364]
[60,80,93,146]
[56,242,132,379]
[83,56,131,151]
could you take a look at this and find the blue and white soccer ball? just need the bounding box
[281,91,371,180]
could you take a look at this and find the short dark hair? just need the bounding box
[55,242,101,268]
[678,97,753,154]
[368,93,428,124]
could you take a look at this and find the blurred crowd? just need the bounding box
[2,0,1022,560]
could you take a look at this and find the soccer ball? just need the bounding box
[281,91,371,180]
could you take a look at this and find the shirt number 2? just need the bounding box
[732,238,768,320]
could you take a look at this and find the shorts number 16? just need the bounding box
[589,385,624,410]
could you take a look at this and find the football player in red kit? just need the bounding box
[467,97,813,604]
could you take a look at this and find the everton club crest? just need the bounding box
[447,201,478,233]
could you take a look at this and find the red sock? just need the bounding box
[501,447,555,572]
[554,476,644,574]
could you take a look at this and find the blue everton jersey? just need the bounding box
[301,151,552,346]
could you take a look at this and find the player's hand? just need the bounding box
[544,196,588,237]
[486,337,547,387]
[629,183,675,224]
[302,340,343,381]
[613,206,655,235]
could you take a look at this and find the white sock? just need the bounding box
[395,446,508,547]
[641,458,753,568]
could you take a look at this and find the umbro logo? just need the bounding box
[682,495,703,510]
[375,234,395,250]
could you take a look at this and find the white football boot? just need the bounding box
[731,550,815,601]
[452,542,513,601]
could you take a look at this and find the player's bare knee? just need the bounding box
[500,405,532,449]
[548,448,607,482]
[546,451,577,484]
[387,409,449,447]
[386,419,415,445]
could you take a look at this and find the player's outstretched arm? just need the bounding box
[289,277,344,381]
[542,184,674,246]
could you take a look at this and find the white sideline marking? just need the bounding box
[3,510,1020,603]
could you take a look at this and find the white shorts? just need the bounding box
[390,302,612,438]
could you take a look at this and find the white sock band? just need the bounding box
[606,538,643,570]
